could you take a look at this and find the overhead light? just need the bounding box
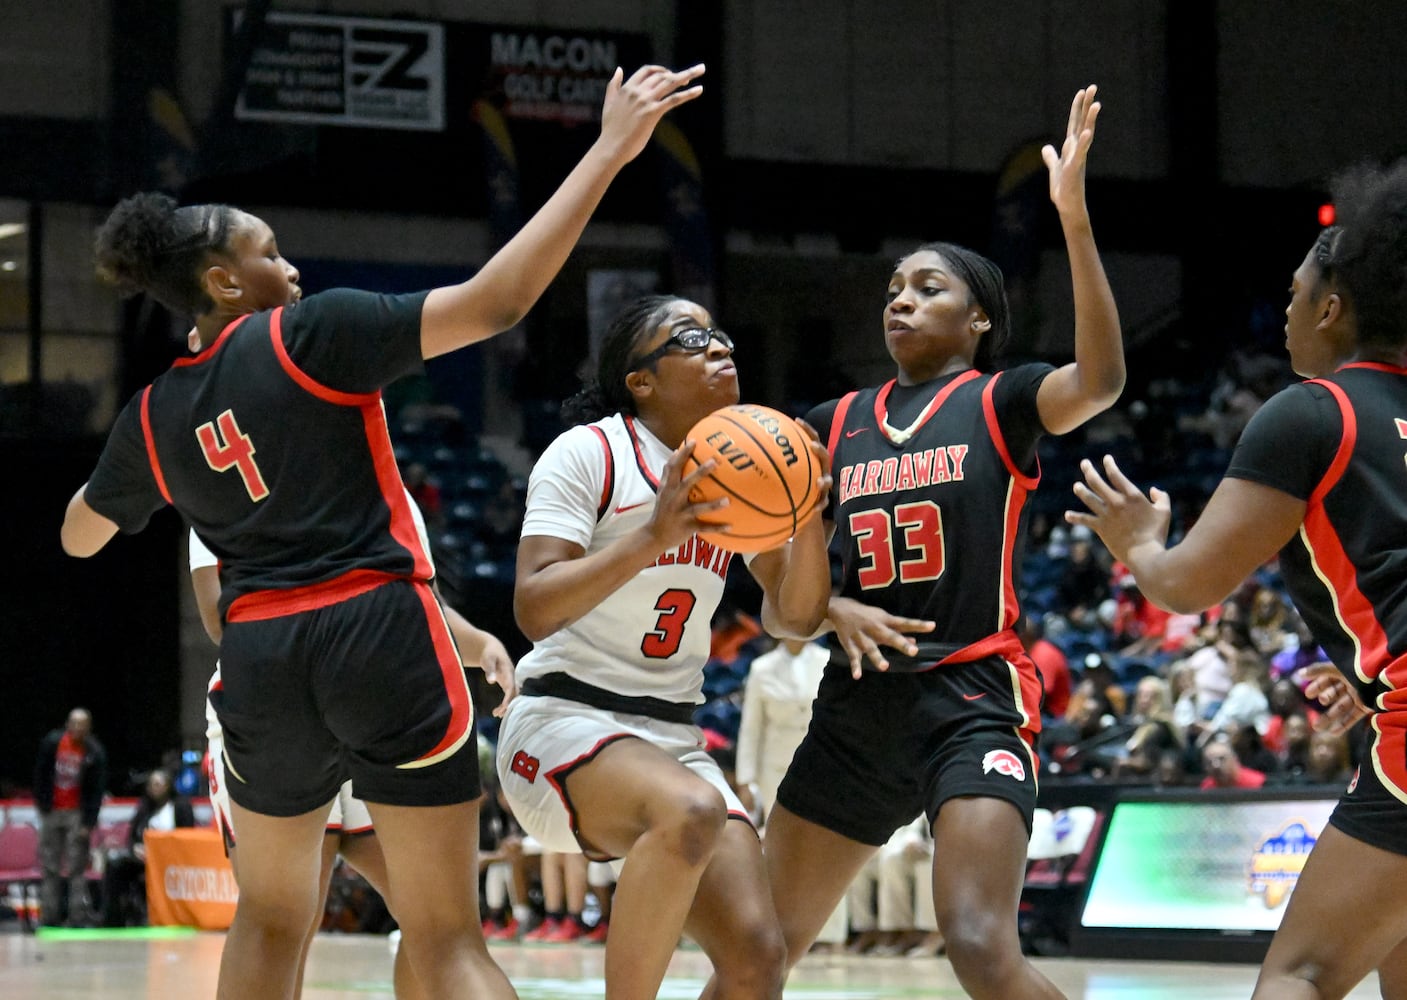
[0,223,26,241]
[0,261,16,271]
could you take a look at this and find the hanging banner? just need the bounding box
[234,12,445,130]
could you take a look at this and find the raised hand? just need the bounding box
[1041,85,1100,218]
[1066,454,1171,565]
[598,63,705,167]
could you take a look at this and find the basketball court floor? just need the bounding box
[0,930,1384,998]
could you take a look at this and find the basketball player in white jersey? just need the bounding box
[496,295,832,1000]
[196,493,515,998]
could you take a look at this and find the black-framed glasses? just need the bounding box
[629,327,733,370]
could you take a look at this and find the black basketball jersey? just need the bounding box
[1226,363,1407,705]
[809,363,1052,671]
[84,288,431,618]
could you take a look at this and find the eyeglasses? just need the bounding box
[629,327,733,370]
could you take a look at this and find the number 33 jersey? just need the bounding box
[515,413,737,704]
[83,289,432,618]
[808,364,1052,672]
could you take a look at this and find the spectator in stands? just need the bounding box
[735,637,830,823]
[1248,586,1292,660]
[479,770,533,942]
[1169,661,1201,732]
[1017,616,1071,720]
[1045,677,1121,779]
[1172,612,1251,737]
[1109,564,1170,659]
[1303,730,1354,787]
[1052,525,1110,629]
[523,852,590,943]
[100,768,195,926]
[1115,676,1185,779]
[1152,749,1189,788]
[1269,713,1315,778]
[1204,649,1272,739]
[1263,678,1320,755]
[1226,721,1281,777]
[1079,653,1127,718]
[33,707,107,926]
[1199,732,1265,790]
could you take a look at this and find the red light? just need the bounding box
[1318,203,1336,226]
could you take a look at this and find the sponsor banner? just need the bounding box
[144,828,238,929]
[234,12,445,131]
[483,29,629,125]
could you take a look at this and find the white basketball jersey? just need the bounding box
[515,414,736,704]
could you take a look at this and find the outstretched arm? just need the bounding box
[1066,455,1304,613]
[1034,85,1125,436]
[420,64,704,359]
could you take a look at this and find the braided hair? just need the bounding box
[1315,158,1407,352]
[560,295,678,426]
[905,241,1011,370]
[94,192,237,318]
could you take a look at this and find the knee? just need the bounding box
[941,911,1021,991]
[649,788,728,868]
[716,917,787,995]
[234,889,321,940]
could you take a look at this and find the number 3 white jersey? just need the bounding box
[515,413,737,704]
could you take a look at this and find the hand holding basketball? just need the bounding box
[681,405,822,553]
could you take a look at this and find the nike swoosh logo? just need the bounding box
[615,501,650,514]
[961,692,987,701]
[844,429,868,438]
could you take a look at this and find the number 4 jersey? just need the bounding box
[807,363,1052,672]
[83,289,432,619]
[514,413,738,704]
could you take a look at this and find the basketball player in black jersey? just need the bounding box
[1071,160,1407,1000]
[59,64,704,1000]
[763,86,1122,1000]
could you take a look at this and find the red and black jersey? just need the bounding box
[806,363,1053,671]
[1227,363,1407,706]
[84,288,431,619]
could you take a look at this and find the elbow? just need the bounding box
[1086,368,1126,414]
[765,603,827,641]
[512,592,557,644]
[60,525,94,558]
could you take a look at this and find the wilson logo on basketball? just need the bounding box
[981,749,1025,781]
[732,405,800,466]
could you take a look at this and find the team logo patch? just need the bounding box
[982,749,1026,781]
[1347,766,1360,794]
[511,750,541,784]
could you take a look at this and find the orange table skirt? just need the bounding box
[143,828,239,929]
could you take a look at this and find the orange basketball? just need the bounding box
[682,404,819,553]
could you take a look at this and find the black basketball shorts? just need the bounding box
[776,654,1042,846]
[1328,716,1407,857]
[213,577,479,816]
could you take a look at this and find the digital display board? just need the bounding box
[1073,791,1341,960]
